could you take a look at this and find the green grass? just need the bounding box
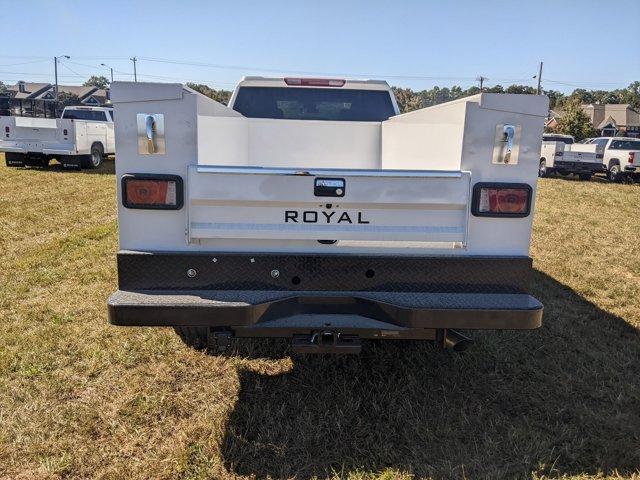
[0,156,639,480]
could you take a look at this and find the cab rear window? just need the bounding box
[542,135,574,144]
[232,87,396,122]
[62,109,108,121]
[610,139,640,150]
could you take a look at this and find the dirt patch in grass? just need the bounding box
[0,157,638,479]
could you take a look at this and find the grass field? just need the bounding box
[0,156,639,480]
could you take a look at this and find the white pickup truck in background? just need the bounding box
[539,134,604,180]
[1,106,115,169]
[583,137,640,182]
[107,78,548,354]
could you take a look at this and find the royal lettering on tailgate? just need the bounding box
[284,210,370,224]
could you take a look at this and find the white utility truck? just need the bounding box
[107,78,548,354]
[1,106,115,169]
[539,134,604,180]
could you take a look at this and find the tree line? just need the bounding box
[185,81,640,115]
[2,76,638,140]
[2,76,638,113]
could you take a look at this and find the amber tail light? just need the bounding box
[121,174,183,210]
[471,183,532,218]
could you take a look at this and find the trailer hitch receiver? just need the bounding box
[291,331,361,354]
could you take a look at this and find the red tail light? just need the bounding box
[121,174,183,210]
[284,78,346,87]
[472,183,532,218]
[630,152,635,164]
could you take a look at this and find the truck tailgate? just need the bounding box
[561,151,598,163]
[188,166,471,245]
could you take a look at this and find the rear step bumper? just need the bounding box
[108,289,543,333]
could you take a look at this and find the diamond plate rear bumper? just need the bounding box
[108,289,542,332]
[108,251,543,334]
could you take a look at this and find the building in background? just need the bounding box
[0,81,110,117]
[544,109,564,130]
[582,103,640,137]
[545,104,640,138]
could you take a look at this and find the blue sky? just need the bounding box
[1,0,638,93]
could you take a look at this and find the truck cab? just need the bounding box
[228,76,400,120]
[589,137,640,181]
[107,78,548,354]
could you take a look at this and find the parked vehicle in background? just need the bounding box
[539,133,604,180]
[1,106,114,169]
[587,137,640,181]
[107,78,548,354]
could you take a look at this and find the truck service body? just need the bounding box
[539,134,604,179]
[1,106,115,169]
[107,78,548,353]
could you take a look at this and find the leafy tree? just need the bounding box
[506,85,536,95]
[621,81,640,109]
[83,75,110,89]
[0,81,7,95]
[487,85,505,94]
[554,98,596,140]
[392,87,423,112]
[55,92,82,116]
[543,89,565,110]
[186,82,232,105]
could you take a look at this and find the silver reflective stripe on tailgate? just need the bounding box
[187,166,471,246]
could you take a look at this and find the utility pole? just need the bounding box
[536,61,543,95]
[130,57,137,82]
[101,63,114,82]
[476,75,487,91]
[54,55,70,103]
[54,56,58,101]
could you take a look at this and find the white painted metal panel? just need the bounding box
[197,117,382,169]
[14,117,57,129]
[382,123,462,170]
[197,116,249,166]
[188,166,470,244]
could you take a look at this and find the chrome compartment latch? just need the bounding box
[492,123,521,165]
[137,113,165,154]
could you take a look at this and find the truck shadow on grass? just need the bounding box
[220,270,640,479]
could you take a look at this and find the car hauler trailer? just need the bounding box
[107,78,548,354]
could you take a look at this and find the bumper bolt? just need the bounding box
[270,269,280,278]
[187,268,197,278]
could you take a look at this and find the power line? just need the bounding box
[59,62,82,77]
[137,56,479,81]
[0,59,50,67]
